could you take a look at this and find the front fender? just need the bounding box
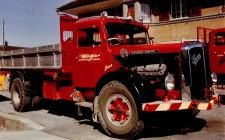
[128,73,154,103]
[95,71,154,104]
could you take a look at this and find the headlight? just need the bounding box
[211,72,217,84]
[165,74,175,91]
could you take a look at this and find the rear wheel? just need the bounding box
[97,80,143,139]
[10,78,31,112]
[25,80,42,109]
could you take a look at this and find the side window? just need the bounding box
[215,32,225,46]
[63,31,73,42]
[78,27,102,47]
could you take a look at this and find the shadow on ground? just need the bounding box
[0,95,10,102]
[38,99,92,120]
[38,99,207,139]
[137,111,206,139]
[38,99,108,135]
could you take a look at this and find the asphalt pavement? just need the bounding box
[0,92,67,140]
[0,90,225,140]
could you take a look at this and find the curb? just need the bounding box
[0,112,45,131]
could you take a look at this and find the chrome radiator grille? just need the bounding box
[182,43,208,100]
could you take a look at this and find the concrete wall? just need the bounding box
[202,7,221,16]
[149,16,225,44]
[122,1,225,43]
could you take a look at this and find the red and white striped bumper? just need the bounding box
[142,95,218,112]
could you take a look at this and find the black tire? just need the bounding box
[25,80,42,109]
[10,78,31,112]
[97,80,143,139]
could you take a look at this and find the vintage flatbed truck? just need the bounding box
[197,27,225,94]
[0,12,218,139]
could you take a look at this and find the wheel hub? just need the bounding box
[106,94,132,126]
[13,87,21,105]
[116,106,122,114]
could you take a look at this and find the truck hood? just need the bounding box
[110,43,185,57]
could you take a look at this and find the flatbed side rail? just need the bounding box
[0,44,62,70]
[197,27,213,44]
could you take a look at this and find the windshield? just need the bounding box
[105,22,149,46]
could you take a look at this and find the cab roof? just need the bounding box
[74,15,145,27]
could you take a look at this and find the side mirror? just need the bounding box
[108,38,121,46]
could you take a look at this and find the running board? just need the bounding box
[75,102,93,109]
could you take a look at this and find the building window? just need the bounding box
[190,1,201,17]
[171,0,189,19]
[171,0,201,19]
[159,12,170,21]
[159,0,202,22]
[128,4,135,19]
[141,3,150,22]
[159,0,171,21]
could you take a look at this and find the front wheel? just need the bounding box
[97,81,143,139]
[10,78,31,112]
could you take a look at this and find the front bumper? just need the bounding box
[142,95,218,112]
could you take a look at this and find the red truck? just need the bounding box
[0,13,218,139]
[197,27,225,89]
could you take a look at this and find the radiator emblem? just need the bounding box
[191,53,201,66]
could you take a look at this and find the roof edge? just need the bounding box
[57,0,123,16]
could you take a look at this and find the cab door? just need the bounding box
[209,31,225,73]
[73,24,111,88]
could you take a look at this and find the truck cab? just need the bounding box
[60,14,151,90]
[208,28,225,76]
[198,27,225,86]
